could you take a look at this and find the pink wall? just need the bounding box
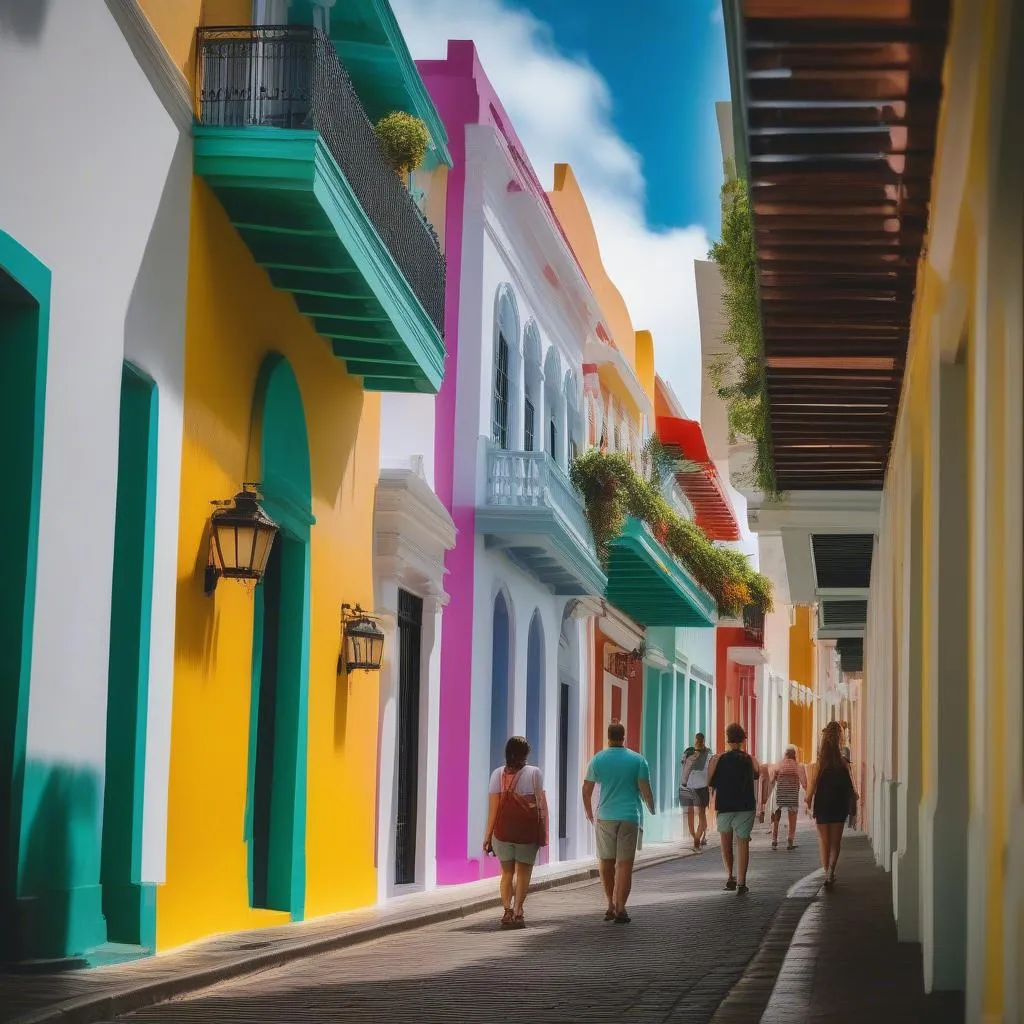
[419,40,546,884]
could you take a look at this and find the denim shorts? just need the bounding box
[491,837,539,865]
[716,810,756,840]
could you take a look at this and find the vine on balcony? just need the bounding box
[708,174,779,498]
[569,448,774,617]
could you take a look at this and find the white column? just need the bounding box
[374,579,401,902]
[541,604,561,861]
[419,594,445,891]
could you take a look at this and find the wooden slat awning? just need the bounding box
[725,0,950,490]
[656,417,742,541]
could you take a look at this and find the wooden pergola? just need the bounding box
[724,0,950,491]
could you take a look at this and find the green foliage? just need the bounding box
[570,449,774,617]
[374,111,430,174]
[708,178,779,498]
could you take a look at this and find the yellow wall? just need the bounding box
[138,0,248,79]
[159,181,381,950]
[549,164,637,367]
[634,331,656,410]
[789,606,815,689]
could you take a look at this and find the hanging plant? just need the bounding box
[709,173,780,499]
[374,111,430,175]
[569,449,774,617]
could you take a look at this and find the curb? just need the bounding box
[709,868,823,1024]
[9,851,684,1024]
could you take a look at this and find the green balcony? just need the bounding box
[605,518,717,627]
[194,26,445,394]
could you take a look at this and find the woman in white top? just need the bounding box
[483,736,549,929]
[679,733,712,852]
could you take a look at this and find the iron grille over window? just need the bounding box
[524,397,535,452]
[492,333,510,449]
[195,26,445,336]
[743,606,765,645]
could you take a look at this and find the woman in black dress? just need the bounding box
[805,721,857,887]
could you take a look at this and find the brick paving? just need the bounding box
[104,823,823,1024]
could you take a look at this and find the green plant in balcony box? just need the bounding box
[375,111,430,175]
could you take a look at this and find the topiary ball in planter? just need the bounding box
[375,111,430,175]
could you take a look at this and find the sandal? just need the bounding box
[787,841,796,850]
[771,839,778,850]
[512,912,526,929]
[737,884,749,895]
[614,911,631,924]
[604,909,616,921]
[500,908,515,929]
[724,876,737,891]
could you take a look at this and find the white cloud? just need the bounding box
[392,0,713,417]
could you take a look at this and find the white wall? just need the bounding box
[0,1,190,886]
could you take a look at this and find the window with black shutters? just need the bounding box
[492,333,510,449]
[524,397,535,452]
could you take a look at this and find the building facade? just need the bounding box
[0,0,192,964]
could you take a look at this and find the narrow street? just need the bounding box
[104,828,819,1024]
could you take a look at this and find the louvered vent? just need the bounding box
[821,600,868,628]
[812,534,874,589]
[837,638,864,674]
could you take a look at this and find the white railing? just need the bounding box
[485,448,597,553]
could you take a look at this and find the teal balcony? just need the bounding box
[477,449,607,597]
[194,26,445,393]
[605,518,717,627]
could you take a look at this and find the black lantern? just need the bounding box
[204,485,279,596]
[340,604,385,673]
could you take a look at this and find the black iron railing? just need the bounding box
[195,26,445,336]
[742,606,765,644]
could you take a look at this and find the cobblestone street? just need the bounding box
[107,827,820,1024]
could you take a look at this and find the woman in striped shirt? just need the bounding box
[770,745,807,850]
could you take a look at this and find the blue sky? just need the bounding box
[512,0,730,236]
[394,0,731,415]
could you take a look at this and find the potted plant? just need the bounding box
[374,111,430,181]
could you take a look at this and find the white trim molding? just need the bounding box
[105,0,192,130]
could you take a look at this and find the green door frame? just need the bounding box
[101,362,159,951]
[0,232,49,962]
[245,354,314,920]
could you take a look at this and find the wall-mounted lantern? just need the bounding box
[339,604,385,674]
[204,485,279,596]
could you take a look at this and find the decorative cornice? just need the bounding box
[105,0,192,131]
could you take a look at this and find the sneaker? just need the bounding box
[724,876,737,891]
[737,884,749,896]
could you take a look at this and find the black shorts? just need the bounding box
[679,786,710,809]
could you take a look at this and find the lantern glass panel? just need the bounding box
[251,523,276,577]
[233,522,258,573]
[368,632,384,670]
[213,523,235,573]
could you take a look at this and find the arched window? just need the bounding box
[492,286,520,450]
[490,591,513,771]
[564,370,583,465]
[522,321,542,453]
[543,346,563,465]
[526,612,544,761]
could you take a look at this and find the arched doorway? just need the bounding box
[557,604,581,857]
[525,612,544,762]
[489,593,512,772]
[0,233,49,963]
[246,355,313,918]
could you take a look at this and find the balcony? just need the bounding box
[194,26,445,393]
[477,449,606,597]
[605,518,717,628]
[743,606,765,645]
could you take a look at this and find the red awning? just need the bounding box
[656,416,741,541]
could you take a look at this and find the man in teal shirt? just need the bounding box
[582,722,655,924]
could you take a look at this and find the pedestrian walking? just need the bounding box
[483,736,548,929]
[769,744,807,850]
[805,721,857,888]
[679,732,712,852]
[707,722,760,895]
[582,722,655,924]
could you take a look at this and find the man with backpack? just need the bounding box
[582,722,655,924]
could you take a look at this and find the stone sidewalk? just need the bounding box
[102,821,825,1023]
[0,842,686,1024]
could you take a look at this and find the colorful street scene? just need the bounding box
[0,1,1020,1022]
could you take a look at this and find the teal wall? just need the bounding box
[102,363,159,951]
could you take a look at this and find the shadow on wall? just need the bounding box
[0,0,52,41]
[18,762,104,961]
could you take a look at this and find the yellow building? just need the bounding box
[137,0,451,949]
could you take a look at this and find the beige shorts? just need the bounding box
[595,819,640,862]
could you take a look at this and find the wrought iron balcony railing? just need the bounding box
[485,449,597,555]
[195,26,445,336]
[743,605,765,645]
